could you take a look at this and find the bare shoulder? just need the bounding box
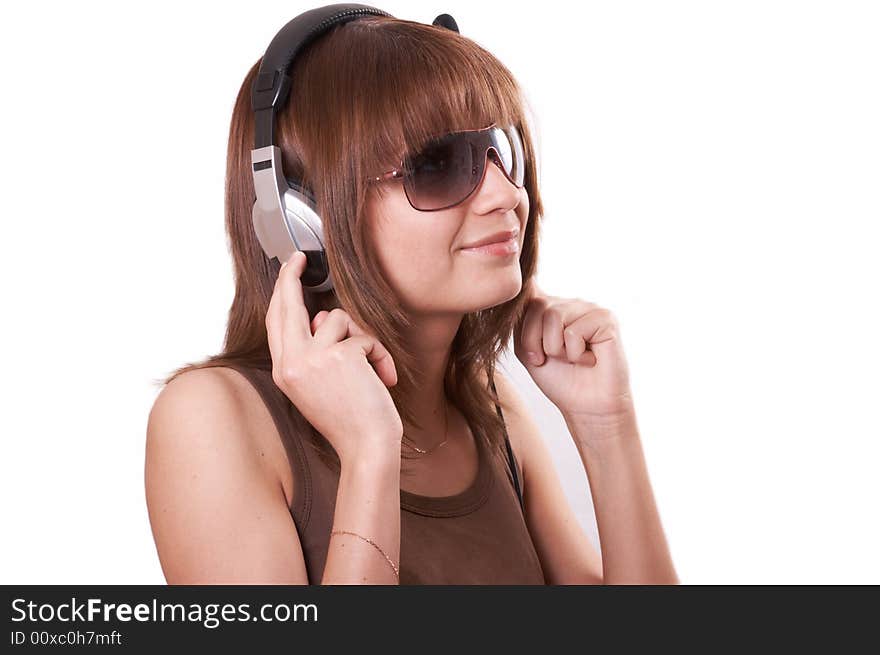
[145,366,308,583]
[147,367,294,508]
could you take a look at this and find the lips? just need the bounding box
[460,228,519,250]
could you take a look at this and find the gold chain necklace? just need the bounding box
[401,400,449,455]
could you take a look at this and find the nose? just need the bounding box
[470,147,519,206]
[485,148,509,182]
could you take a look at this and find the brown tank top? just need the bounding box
[224,361,546,585]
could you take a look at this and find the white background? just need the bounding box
[1,0,877,584]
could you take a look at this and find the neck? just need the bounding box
[399,310,463,452]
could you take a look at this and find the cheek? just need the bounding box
[384,224,457,280]
[367,193,459,286]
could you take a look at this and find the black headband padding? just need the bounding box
[252,3,393,149]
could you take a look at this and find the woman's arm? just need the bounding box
[561,409,679,585]
[492,371,604,584]
[493,371,677,584]
[323,451,401,584]
[145,367,401,584]
[507,282,678,584]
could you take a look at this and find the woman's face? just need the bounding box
[365,152,529,316]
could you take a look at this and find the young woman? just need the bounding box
[144,13,678,585]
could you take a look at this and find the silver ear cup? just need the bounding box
[251,145,334,292]
[282,185,334,292]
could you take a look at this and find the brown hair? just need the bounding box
[155,15,544,468]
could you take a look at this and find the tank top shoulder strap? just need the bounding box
[488,375,524,512]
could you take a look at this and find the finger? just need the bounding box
[564,310,617,364]
[314,310,398,386]
[266,274,284,365]
[310,310,330,335]
[563,314,598,367]
[541,302,596,361]
[343,318,398,386]
[342,335,399,387]
[541,306,567,360]
[267,254,307,363]
[312,308,371,345]
[516,297,547,365]
[312,308,353,347]
[279,251,314,350]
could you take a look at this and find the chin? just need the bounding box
[464,275,522,311]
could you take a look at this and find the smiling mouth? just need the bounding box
[459,235,519,256]
[460,228,519,250]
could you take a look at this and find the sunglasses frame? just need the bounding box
[366,122,525,212]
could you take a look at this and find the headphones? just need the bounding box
[250,3,460,293]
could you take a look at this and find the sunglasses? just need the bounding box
[368,123,526,211]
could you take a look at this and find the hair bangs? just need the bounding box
[330,17,528,189]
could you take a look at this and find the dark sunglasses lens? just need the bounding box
[404,134,478,211]
[402,125,525,210]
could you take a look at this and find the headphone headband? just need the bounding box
[251,4,393,150]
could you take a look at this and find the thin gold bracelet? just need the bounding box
[330,530,400,580]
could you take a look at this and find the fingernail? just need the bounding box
[527,351,542,365]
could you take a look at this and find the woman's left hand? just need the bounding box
[513,279,635,421]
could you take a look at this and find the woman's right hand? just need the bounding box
[266,250,403,465]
